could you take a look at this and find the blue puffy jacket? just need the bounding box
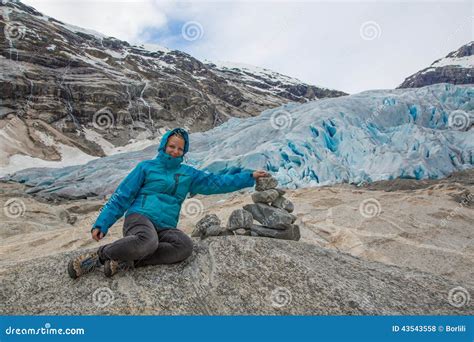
[92,128,256,235]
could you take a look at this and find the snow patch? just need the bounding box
[83,127,166,156]
[0,143,99,178]
[431,55,474,68]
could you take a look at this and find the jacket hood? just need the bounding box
[157,127,190,155]
[155,128,189,169]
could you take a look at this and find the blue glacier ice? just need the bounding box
[3,83,473,200]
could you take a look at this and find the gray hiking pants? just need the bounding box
[97,213,194,267]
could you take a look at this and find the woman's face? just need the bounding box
[165,135,185,158]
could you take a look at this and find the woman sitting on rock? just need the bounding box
[68,127,268,278]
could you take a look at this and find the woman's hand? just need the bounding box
[91,228,105,242]
[252,170,270,179]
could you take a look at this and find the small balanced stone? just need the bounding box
[255,176,278,191]
[251,189,279,204]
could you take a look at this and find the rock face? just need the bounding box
[398,42,473,88]
[0,1,346,168]
[0,237,471,315]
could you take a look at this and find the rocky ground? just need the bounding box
[0,169,473,314]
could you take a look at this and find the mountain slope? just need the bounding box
[398,42,473,88]
[206,61,346,102]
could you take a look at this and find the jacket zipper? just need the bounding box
[171,174,182,195]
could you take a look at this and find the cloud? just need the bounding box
[21,0,168,43]
[21,0,472,94]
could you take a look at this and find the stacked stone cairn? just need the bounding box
[191,176,300,241]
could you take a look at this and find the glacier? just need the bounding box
[2,83,473,200]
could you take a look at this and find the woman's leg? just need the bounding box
[97,213,159,263]
[135,228,194,267]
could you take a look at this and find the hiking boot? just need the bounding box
[68,251,102,279]
[104,259,135,277]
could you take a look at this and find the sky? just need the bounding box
[21,0,473,94]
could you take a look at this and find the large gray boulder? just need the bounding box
[251,224,300,241]
[0,237,471,315]
[243,203,297,226]
[227,209,254,230]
